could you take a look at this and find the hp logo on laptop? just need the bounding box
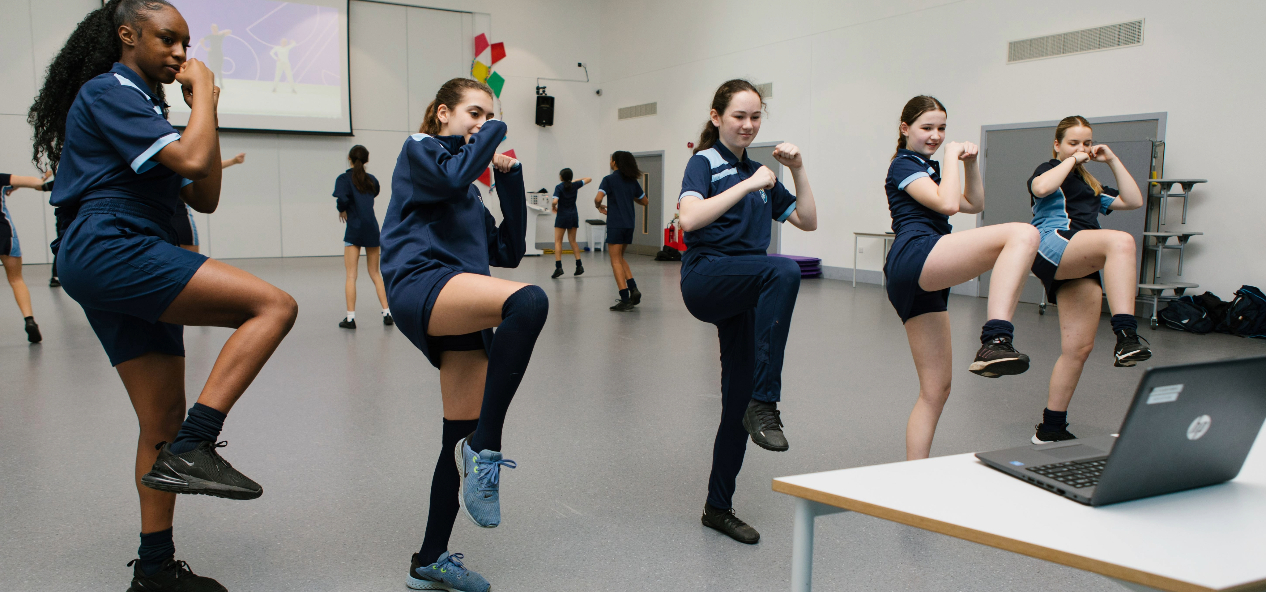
[1187,415,1212,441]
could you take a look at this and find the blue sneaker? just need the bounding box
[407,552,490,592]
[454,437,517,528]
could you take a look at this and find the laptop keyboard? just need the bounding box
[1026,457,1108,489]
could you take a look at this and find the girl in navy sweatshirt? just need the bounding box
[380,77,544,592]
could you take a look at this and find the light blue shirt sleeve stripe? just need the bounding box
[711,168,736,182]
[1100,194,1116,214]
[776,201,797,223]
[181,178,194,188]
[131,133,181,173]
[679,190,703,203]
[897,171,929,191]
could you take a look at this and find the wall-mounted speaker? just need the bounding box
[535,95,555,127]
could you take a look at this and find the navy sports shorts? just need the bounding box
[1032,227,1102,304]
[554,209,579,229]
[58,199,207,366]
[884,232,949,324]
[389,267,493,368]
[606,227,633,245]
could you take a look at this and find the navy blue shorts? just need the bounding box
[58,199,207,366]
[884,232,950,323]
[554,209,579,229]
[389,267,492,369]
[607,227,633,245]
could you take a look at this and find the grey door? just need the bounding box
[980,119,1158,304]
[631,153,663,256]
[747,144,784,254]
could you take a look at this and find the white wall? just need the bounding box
[1,0,602,262]
[596,0,1266,296]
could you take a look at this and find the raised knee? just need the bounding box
[1112,232,1136,255]
[268,290,299,331]
[772,258,801,283]
[504,285,549,330]
[1015,223,1040,249]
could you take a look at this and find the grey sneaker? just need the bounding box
[141,441,262,500]
[455,437,517,528]
[407,552,490,592]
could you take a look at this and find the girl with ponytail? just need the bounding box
[31,2,298,588]
[550,166,592,279]
[676,79,818,544]
[379,77,543,592]
[593,151,645,306]
[333,144,391,328]
[1026,115,1147,444]
[883,95,1039,460]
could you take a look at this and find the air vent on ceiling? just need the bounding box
[618,102,657,120]
[754,82,773,98]
[1008,20,1143,64]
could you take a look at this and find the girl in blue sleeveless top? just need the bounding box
[379,77,544,592]
[1027,116,1147,444]
[677,80,818,544]
[29,2,298,588]
[883,96,1039,460]
[334,144,391,328]
[550,167,591,278]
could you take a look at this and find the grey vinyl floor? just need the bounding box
[2,252,1262,592]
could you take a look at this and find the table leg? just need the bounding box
[791,499,849,592]
[853,236,858,288]
[1109,577,1166,592]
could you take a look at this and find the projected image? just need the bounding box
[163,0,344,122]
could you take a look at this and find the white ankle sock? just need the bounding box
[382,308,391,317]
[346,311,355,320]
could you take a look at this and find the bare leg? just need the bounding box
[344,245,360,313]
[919,222,1039,321]
[2,255,33,317]
[566,228,581,260]
[158,259,298,413]
[903,311,953,460]
[1046,279,1102,412]
[116,353,186,534]
[1055,229,1137,316]
[608,243,629,290]
[553,228,565,262]
[440,350,487,420]
[428,273,529,337]
[365,247,390,310]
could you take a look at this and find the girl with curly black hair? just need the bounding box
[29,1,297,589]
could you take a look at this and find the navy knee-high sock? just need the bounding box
[418,418,479,566]
[169,403,226,455]
[467,285,549,453]
[980,319,1015,344]
[137,528,175,575]
[1110,313,1137,333]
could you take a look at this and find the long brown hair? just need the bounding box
[611,151,641,180]
[348,145,371,193]
[1053,115,1103,195]
[419,77,494,136]
[694,79,763,155]
[892,95,946,160]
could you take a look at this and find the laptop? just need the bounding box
[977,356,1266,506]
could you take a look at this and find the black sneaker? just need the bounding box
[629,285,642,305]
[49,276,60,288]
[968,336,1030,377]
[1113,329,1151,367]
[141,441,262,500]
[701,503,760,544]
[1032,423,1077,444]
[609,299,635,312]
[383,313,394,326]
[339,318,356,329]
[127,558,226,592]
[574,262,585,276]
[741,400,789,451]
[551,266,564,279]
[25,318,42,343]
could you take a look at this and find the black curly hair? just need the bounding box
[27,0,175,172]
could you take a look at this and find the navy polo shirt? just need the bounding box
[334,170,382,247]
[1028,159,1118,233]
[598,172,643,229]
[552,179,586,212]
[678,143,796,267]
[50,63,189,217]
[885,149,950,236]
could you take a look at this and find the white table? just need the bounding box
[773,426,1266,592]
[853,232,895,288]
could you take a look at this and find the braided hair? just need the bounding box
[28,0,174,172]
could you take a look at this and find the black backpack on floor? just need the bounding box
[1225,285,1266,339]
[1159,296,1215,334]
[655,246,681,261]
